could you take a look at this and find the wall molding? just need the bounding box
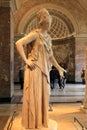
[0,0,19,12]
[10,0,19,12]
[0,0,10,7]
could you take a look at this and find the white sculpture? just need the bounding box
[83,48,87,109]
[15,8,66,129]
[80,48,87,114]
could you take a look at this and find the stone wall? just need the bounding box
[0,7,11,100]
[0,2,15,102]
[75,34,87,82]
[0,0,19,102]
[14,34,25,83]
[52,37,75,82]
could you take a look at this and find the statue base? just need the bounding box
[22,119,57,130]
[4,112,58,130]
[80,105,87,113]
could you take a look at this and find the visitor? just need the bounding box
[19,67,24,89]
[81,68,85,84]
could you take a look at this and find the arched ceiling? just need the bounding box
[14,0,87,36]
[18,0,87,12]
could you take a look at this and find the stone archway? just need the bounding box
[17,4,78,34]
[14,4,78,82]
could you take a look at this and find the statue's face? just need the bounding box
[37,8,52,31]
[41,17,52,31]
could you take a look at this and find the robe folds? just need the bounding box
[22,30,53,129]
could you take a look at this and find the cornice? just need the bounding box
[0,0,19,12]
[76,33,87,38]
[0,0,10,7]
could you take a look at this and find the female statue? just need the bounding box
[15,8,66,129]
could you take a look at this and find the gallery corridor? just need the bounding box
[0,83,86,130]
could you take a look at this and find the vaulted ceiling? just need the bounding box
[14,0,87,37]
[17,0,87,12]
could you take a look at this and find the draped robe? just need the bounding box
[22,30,53,129]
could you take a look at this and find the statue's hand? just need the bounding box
[26,59,36,70]
[59,67,67,78]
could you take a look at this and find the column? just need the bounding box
[0,0,18,102]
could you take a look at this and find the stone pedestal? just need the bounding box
[22,120,57,130]
[4,112,58,130]
[80,105,87,114]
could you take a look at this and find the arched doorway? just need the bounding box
[14,6,77,83]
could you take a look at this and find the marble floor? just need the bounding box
[14,83,85,103]
[0,83,87,130]
[50,83,85,103]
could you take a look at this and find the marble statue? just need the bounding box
[15,8,66,129]
[80,48,87,113]
[83,48,87,109]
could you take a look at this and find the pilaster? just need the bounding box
[0,0,18,102]
[75,33,87,82]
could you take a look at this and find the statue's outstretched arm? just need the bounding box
[49,55,66,77]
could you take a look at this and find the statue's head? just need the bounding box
[37,8,52,27]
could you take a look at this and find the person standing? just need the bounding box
[19,67,24,89]
[50,66,59,89]
[61,71,67,88]
[50,66,55,89]
[81,68,85,84]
